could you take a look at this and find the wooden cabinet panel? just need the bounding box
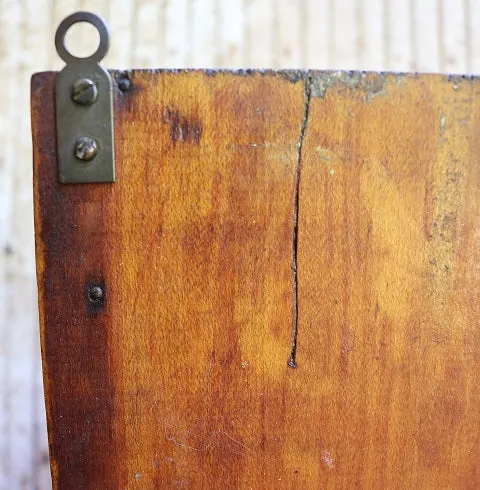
[297,73,480,488]
[32,70,480,489]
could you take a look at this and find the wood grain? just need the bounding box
[6,1,480,487]
[33,69,304,488]
[298,72,480,488]
[32,70,480,489]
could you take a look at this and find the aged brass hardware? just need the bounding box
[55,12,115,184]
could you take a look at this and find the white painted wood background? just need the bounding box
[1,0,479,488]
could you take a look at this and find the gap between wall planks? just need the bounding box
[33,69,480,489]
[3,0,480,487]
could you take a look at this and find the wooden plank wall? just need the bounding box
[1,1,480,488]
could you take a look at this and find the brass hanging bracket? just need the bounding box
[55,12,115,184]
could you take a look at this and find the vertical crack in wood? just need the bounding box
[288,73,312,368]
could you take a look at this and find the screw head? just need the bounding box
[71,78,98,105]
[88,286,104,303]
[74,137,98,162]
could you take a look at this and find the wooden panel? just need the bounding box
[298,72,480,488]
[4,1,480,487]
[32,70,480,488]
[32,70,305,489]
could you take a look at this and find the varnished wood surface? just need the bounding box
[32,70,480,489]
[7,1,480,487]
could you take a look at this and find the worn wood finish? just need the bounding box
[8,2,480,488]
[32,70,480,489]
[298,72,480,488]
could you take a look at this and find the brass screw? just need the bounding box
[74,137,98,162]
[71,78,98,105]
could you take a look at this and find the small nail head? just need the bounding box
[88,286,104,303]
[118,77,131,92]
[74,137,98,162]
[72,78,98,105]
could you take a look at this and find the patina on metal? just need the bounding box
[74,136,98,161]
[55,12,115,183]
[71,78,98,106]
[87,286,104,304]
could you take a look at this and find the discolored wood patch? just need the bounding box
[33,70,480,489]
[162,107,203,144]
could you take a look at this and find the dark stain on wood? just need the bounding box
[33,69,480,489]
[31,72,122,489]
[162,107,203,144]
